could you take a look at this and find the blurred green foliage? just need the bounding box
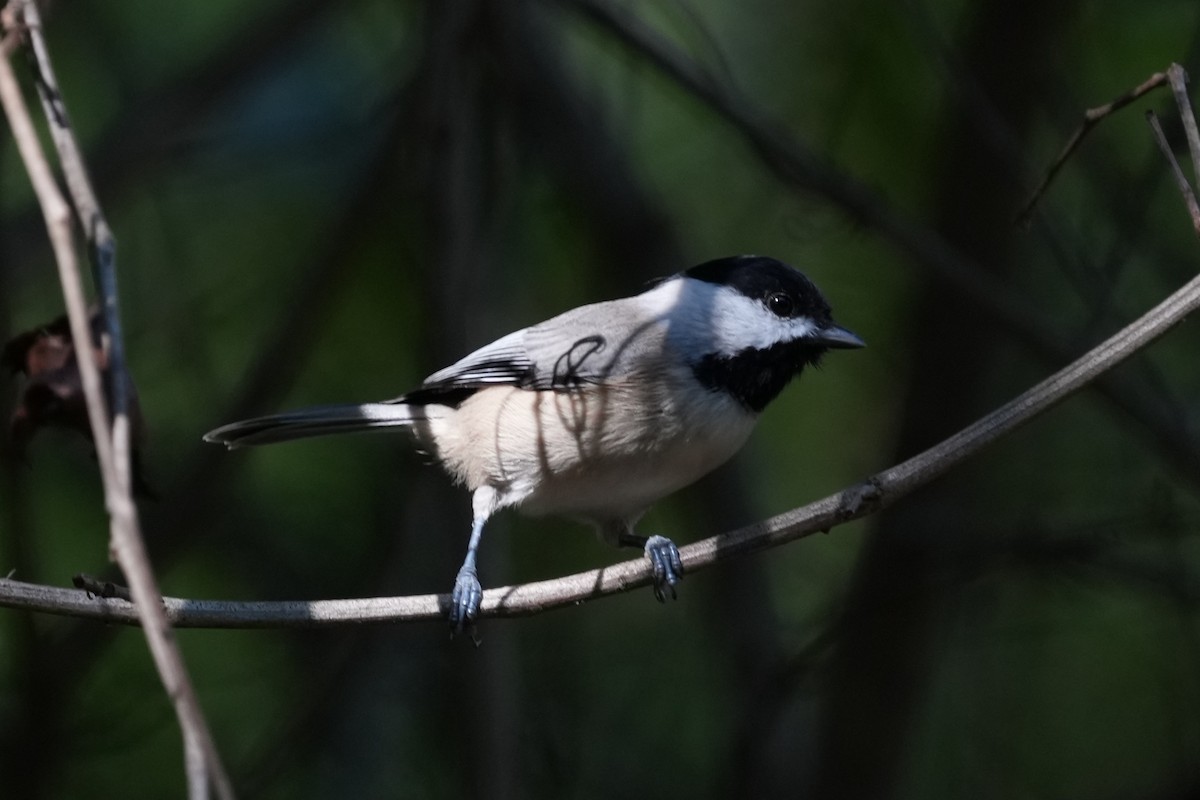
[3,1,1200,797]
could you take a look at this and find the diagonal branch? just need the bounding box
[1147,109,1200,235]
[1016,70,1169,225]
[19,0,128,478]
[3,241,1200,628]
[1,2,233,797]
[1168,63,1200,188]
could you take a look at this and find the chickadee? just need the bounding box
[204,255,863,632]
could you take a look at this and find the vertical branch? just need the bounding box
[1168,64,1200,188]
[1,2,234,798]
[1148,65,1200,238]
[19,0,128,478]
[1147,111,1200,236]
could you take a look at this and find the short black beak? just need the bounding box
[815,324,865,349]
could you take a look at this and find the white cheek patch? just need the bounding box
[724,307,817,351]
[645,278,819,356]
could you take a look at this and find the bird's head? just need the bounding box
[669,255,864,412]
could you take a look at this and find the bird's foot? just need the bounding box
[448,565,482,639]
[644,535,684,602]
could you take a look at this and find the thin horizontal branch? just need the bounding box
[4,256,1200,629]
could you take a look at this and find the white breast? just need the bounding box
[425,369,758,524]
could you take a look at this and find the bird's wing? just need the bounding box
[416,328,537,391]
[411,297,669,398]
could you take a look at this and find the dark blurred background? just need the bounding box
[3,1,1200,797]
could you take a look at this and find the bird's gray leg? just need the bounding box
[448,515,485,635]
[449,487,498,635]
[616,526,684,603]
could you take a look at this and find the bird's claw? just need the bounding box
[448,565,482,637]
[644,535,684,602]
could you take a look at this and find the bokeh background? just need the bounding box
[3,1,1200,797]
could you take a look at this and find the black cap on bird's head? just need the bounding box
[684,255,864,412]
[685,254,864,350]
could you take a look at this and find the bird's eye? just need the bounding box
[766,291,795,317]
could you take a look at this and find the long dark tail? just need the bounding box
[203,402,427,448]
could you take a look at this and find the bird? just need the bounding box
[204,255,864,633]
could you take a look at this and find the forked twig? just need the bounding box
[1016,70,1169,225]
[1145,66,1200,238]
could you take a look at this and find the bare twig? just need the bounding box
[20,0,129,492]
[1168,64,1200,187]
[1,2,233,797]
[3,244,1200,628]
[7,81,423,734]
[1016,70,1169,225]
[1147,110,1200,236]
